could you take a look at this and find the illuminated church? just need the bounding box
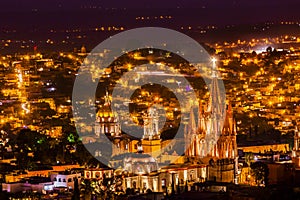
[184,98,237,160]
[95,91,121,138]
[184,59,238,183]
[94,91,166,158]
[92,58,239,191]
[184,58,237,160]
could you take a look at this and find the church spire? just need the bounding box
[222,111,231,136]
[143,107,160,140]
[222,103,234,136]
[197,101,206,134]
[209,57,224,137]
[211,57,218,78]
[188,106,196,134]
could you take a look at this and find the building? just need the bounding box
[184,59,238,183]
[238,143,289,154]
[90,58,239,193]
[50,172,82,190]
[83,168,113,180]
[4,164,81,183]
[2,177,52,193]
[95,91,122,138]
[184,59,237,160]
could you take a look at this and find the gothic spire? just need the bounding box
[209,57,224,138]
[197,101,206,134]
[188,106,196,134]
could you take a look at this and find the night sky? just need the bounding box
[1,0,300,10]
[0,0,300,29]
[0,1,299,54]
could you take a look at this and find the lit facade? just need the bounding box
[95,91,121,138]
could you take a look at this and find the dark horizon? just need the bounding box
[0,0,300,54]
[0,0,300,28]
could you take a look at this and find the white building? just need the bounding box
[50,172,82,190]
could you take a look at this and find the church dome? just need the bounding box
[122,153,158,175]
[97,103,114,118]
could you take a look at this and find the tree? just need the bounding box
[0,191,9,200]
[146,189,152,193]
[184,180,188,192]
[177,183,181,194]
[80,179,93,200]
[125,188,134,195]
[250,162,269,186]
[245,152,254,167]
[80,173,124,200]
[72,177,80,200]
[171,180,175,196]
[12,129,48,169]
[165,187,169,199]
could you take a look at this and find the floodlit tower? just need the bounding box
[142,107,161,157]
[95,91,121,138]
[143,107,159,140]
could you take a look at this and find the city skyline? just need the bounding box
[1,1,300,199]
